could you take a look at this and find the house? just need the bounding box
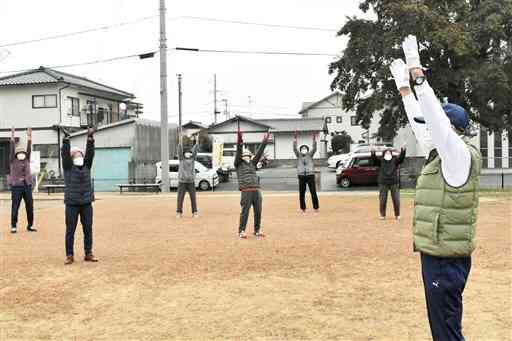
[0,66,139,188]
[181,120,207,137]
[207,115,326,161]
[68,119,178,191]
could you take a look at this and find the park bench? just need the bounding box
[117,183,161,194]
[42,184,66,195]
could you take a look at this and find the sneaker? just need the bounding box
[239,231,247,239]
[27,226,37,232]
[10,227,17,234]
[64,256,74,265]
[254,231,265,238]
[176,213,182,219]
[379,216,385,220]
[192,213,199,218]
[84,254,99,262]
[396,216,401,221]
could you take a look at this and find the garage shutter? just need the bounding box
[92,147,130,191]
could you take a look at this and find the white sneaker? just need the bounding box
[10,227,17,234]
[396,216,401,221]
[176,213,182,219]
[193,213,199,218]
[379,216,385,220]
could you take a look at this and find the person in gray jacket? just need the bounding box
[293,131,319,213]
[176,137,199,218]
[235,129,269,239]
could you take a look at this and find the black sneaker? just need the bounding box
[27,226,37,232]
[10,227,17,234]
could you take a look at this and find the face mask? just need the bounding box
[16,153,26,161]
[242,157,251,163]
[184,152,192,159]
[300,149,308,155]
[384,153,392,161]
[73,157,84,166]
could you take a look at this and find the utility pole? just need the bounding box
[222,99,229,120]
[159,0,169,192]
[213,74,218,124]
[177,74,183,146]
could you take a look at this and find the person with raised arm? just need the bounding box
[293,130,319,213]
[234,129,269,239]
[390,35,481,341]
[9,127,36,234]
[176,136,199,218]
[61,127,98,265]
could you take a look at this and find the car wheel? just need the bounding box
[199,180,210,191]
[340,177,351,188]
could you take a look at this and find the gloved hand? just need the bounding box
[389,59,410,91]
[402,35,421,69]
[237,130,243,144]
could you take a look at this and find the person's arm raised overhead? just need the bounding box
[234,129,243,168]
[61,129,73,171]
[84,127,95,169]
[370,148,380,167]
[402,35,470,187]
[253,132,270,164]
[191,136,199,160]
[26,127,32,159]
[293,130,299,157]
[310,132,317,156]
[9,126,15,163]
[398,145,406,165]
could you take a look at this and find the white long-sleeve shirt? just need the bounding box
[401,81,471,188]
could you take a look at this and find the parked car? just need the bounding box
[221,147,237,171]
[336,150,399,188]
[155,160,219,191]
[195,153,213,169]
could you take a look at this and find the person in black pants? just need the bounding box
[371,146,406,220]
[293,130,319,213]
[62,127,98,265]
[9,127,37,233]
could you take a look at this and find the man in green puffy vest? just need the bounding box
[389,35,481,341]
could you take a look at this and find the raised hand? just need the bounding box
[10,126,15,140]
[389,59,410,91]
[237,129,243,144]
[294,130,298,140]
[87,126,96,137]
[263,131,270,143]
[311,132,317,141]
[402,35,421,70]
[27,127,32,140]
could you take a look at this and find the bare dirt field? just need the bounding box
[1,192,510,341]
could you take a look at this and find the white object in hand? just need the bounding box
[402,35,421,69]
[389,59,410,90]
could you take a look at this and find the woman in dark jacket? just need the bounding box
[371,146,406,220]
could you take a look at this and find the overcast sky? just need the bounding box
[0,0,370,125]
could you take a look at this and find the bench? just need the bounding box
[117,183,161,194]
[43,184,66,195]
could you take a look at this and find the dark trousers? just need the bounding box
[177,182,198,214]
[421,253,471,341]
[11,184,34,228]
[298,174,319,211]
[239,190,262,233]
[65,204,93,257]
[379,184,400,217]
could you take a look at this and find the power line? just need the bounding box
[174,47,338,57]
[0,15,158,48]
[176,16,338,33]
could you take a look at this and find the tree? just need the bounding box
[329,0,512,137]
[331,131,353,154]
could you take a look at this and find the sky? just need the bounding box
[0,0,371,125]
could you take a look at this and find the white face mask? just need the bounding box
[73,157,84,166]
[300,148,308,155]
[384,153,392,161]
[16,153,26,161]
[242,156,251,163]
[184,152,192,159]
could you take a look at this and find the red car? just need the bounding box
[336,151,398,188]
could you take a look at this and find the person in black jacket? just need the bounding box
[371,146,406,220]
[61,127,98,265]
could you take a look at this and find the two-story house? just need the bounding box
[0,66,138,186]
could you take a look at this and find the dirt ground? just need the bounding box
[0,192,510,341]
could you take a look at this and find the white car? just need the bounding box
[327,153,352,170]
[155,160,219,191]
[221,147,237,171]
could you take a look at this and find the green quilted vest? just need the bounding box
[413,139,481,257]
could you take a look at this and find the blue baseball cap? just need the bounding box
[413,103,469,131]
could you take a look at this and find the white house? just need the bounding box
[0,66,138,187]
[207,115,326,160]
[181,120,207,137]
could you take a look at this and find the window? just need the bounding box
[325,116,332,124]
[353,157,371,167]
[336,116,342,124]
[68,97,80,116]
[32,95,57,108]
[169,164,179,173]
[351,116,358,126]
[33,144,59,158]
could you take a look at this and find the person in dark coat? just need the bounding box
[61,127,98,265]
[9,127,36,234]
[371,146,406,220]
[293,131,319,213]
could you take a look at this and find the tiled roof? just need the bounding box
[0,66,134,98]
